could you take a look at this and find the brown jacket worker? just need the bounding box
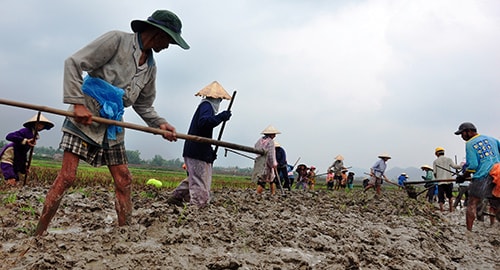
[35,10,189,236]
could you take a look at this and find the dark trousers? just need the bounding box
[454,185,469,208]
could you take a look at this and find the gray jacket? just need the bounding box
[62,30,166,146]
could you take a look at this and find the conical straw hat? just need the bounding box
[378,153,391,159]
[261,125,281,135]
[420,164,433,171]
[335,155,344,161]
[195,81,232,100]
[23,113,54,130]
[274,140,281,147]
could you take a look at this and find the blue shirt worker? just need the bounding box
[455,122,500,231]
[168,81,232,207]
[364,153,391,196]
[397,173,408,189]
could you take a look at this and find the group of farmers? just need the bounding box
[0,9,498,236]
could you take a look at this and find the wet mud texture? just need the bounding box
[1,186,499,269]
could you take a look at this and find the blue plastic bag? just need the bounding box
[81,76,125,140]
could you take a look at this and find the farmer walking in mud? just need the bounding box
[274,140,291,191]
[252,125,280,194]
[420,165,436,203]
[363,153,391,196]
[454,122,500,231]
[1,114,54,186]
[167,82,232,207]
[34,10,189,236]
[397,173,408,189]
[328,155,344,190]
[433,147,461,212]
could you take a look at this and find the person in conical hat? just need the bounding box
[261,125,281,135]
[35,9,190,236]
[1,113,54,186]
[420,164,436,203]
[253,125,280,194]
[364,153,391,196]
[328,154,345,190]
[195,81,232,100]
[168,81,232,207]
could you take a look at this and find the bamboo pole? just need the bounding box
[403,178,467,185]
[214,90,236,154]
[0,98,264,155]
[23,111,41,186]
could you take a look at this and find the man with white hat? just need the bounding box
[364,153,391,196]
[168,81,232,207]
[35,9,189,236]
[253,125,280,194]
[0,114,54,186]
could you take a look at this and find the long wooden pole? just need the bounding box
[403,178,467,185]
[23,111,41,186]
[214,90,236,154]
[0,98,264,155]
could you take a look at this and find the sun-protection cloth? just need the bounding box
[23,113,54,130]
[421,164,433,171]
[195,81,232,100]
[261,125,281,135]
[131,10,190,50]
[454,122,476,135]
[378,153,391,159]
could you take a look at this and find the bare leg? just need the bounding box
[109,164,132,226]
[466,197,480,231]
[35,151,79,236]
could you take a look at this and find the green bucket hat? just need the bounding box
[131,10,190,50]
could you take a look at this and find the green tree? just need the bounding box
[150,154,167,167]
[126,150,143,164]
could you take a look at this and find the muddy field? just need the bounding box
[1,184,499,270]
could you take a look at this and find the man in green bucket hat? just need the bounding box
[35,10,189,236]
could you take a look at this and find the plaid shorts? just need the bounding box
[60,132,127,167]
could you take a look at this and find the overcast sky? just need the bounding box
[1,0,499,178]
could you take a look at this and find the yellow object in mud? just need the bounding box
[146,178,162,188]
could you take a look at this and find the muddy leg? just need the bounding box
[466,197,480,231]
[35,152,79,236]
[109,164,132,226]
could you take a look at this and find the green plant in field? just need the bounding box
[20,204,37,217]
[17,221,37,235]
[2,193,17,205]
[139,191,156,198]
[70,187,91,198]
[37,196,45,204]
[176,204,188,225]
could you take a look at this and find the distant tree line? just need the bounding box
[0,140,252,175]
